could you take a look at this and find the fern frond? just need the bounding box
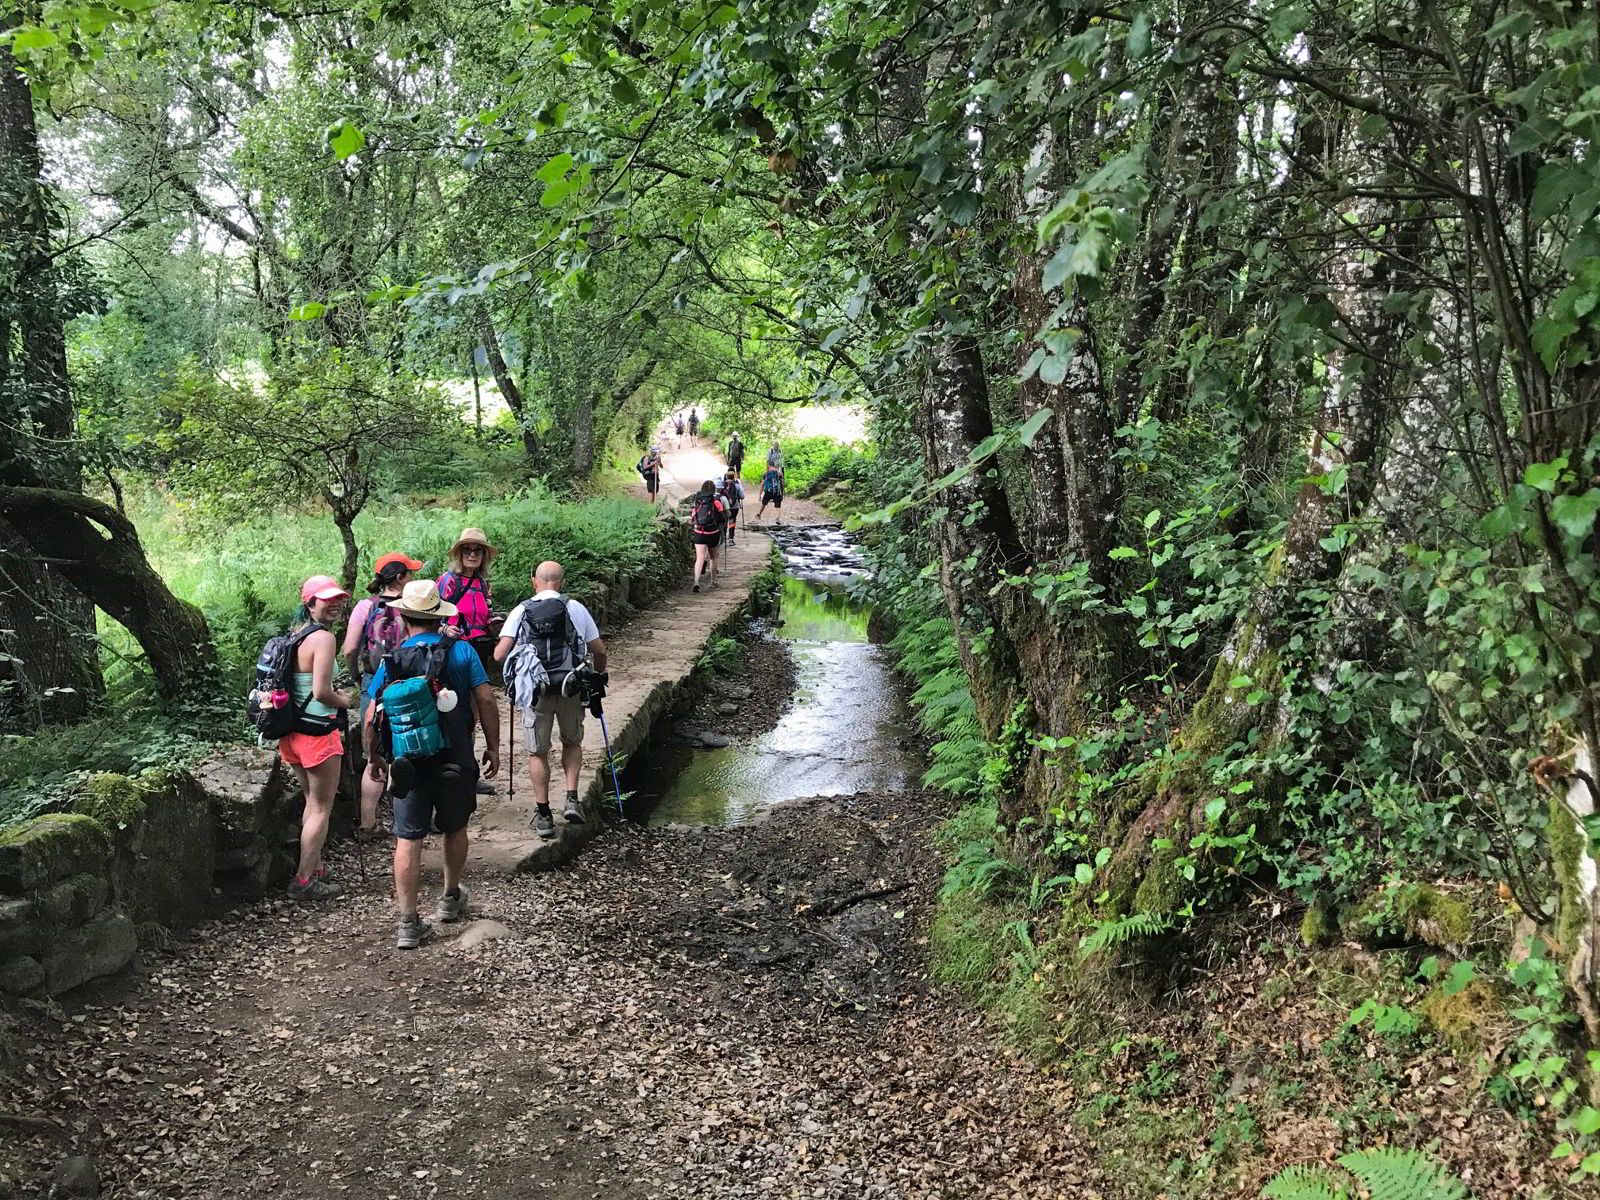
[1078,912,1172,958]
[1260,1164,1349,1200]
[1336,1148,1468,1200]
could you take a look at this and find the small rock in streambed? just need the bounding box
[695,733,732,749]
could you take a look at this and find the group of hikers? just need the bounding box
[251,528,607,949]
[253,416,795,950]
[639,428,788,591]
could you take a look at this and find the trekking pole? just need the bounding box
[596,701,625,817]
[507,687,516,809]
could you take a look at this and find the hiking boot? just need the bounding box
[692,583,700,594]
[711,575,720,589]
[396,915,434,950]
[389,756,416,797]
[287,876,342,902]
[532,806,556,839]
[562,796,585,824]
[474,778,494,795]
[435,886,469,924]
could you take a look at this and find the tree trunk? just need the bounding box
[0,489,216,699]
[0,40,105,724]
[475,303,539,458]
[576,354,660,480]
[0,520,99,729]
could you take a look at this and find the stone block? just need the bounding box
[106,771,217,928]
[0,814,112,894]
[214,850,273,903]
[41,909,136,995]
[195,747,283,848]
[0,955,44,997]
[33,874,108,926]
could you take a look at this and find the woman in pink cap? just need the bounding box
[281,575,356,901]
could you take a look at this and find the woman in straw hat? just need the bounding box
[438,528,500,794]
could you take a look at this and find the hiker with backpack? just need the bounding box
[438,527,501,794]
[493,561,606,840]
[690,480,729,592]
[638,444,664,504]
[718,470,744,547]
[341,552,423,833]
[674,412,685,444]
[687,408,700,441]
[252,576,356,902]
[756,461,786,524]
[363,579,500,949]
[727,432,745,475]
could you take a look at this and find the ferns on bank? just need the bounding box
[1261,1149,1469,1200]
[1078,912,1172,959]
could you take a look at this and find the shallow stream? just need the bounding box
[623,527,919,826]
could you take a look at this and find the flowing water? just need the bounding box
[624,527,920,826]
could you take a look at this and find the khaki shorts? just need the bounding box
[531,691,585,755]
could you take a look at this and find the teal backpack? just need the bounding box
[377,642,449,761]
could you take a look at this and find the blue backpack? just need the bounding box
[377,642,449,762]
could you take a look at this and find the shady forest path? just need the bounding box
[0,432,1102,1199]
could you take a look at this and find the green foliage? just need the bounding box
[1261,1149,1468,1200]
[696,636,739,674]
[1262,1163,1348,1200]
[741,435,872,496]
[1079,912,1172,959]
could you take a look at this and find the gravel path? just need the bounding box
[0,792,1099,1199]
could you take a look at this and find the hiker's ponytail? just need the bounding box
[290,602,313,632]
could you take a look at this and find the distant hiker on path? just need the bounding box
[674,412,685,444]
[757,462,785,524]
[342,551,423,833]
[639,444,664,504]
[364,580,500,949]
[438,527,500,794]
[766,441,783,470]
[494,561,607,840]
[727,431,745,475]
[281,576,356,901]
[719,470,744,548]
[687,409,700,441]
[691,480,728,592]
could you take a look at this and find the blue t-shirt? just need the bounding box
[367,633,488,698]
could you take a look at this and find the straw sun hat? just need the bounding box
[448,527,498,561]
[388,579,458,621]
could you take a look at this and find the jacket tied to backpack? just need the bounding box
[503,595,587,734]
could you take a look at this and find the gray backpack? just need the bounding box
[515,596,585,683]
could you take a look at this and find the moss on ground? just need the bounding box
[1419,978,1503,1055]
[1346,881,1474,948]
[1300,901,1337,947]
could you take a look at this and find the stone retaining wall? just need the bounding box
[0,514,695,1001]
[0,750,286,1000]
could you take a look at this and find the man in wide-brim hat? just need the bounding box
[364,580,500,950]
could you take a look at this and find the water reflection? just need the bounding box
[625,528,917,827]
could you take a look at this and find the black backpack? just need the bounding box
[637,455,650,477]
[514,595,585,683]
[248,624,325,740]
[692,494,727,534]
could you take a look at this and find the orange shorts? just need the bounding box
[278,729,345,768]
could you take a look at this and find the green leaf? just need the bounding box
[1016,407,1054,448]
[1126,9,1152,58]
[537,152,574,184]
[1569,1105,1600,1135]
[540,175,576,208]
[1203,797,1226,823]
[1524,459,1566,492]
[11,27,58,53]
[328,121,365,161]
[289,301,327,321]
[1442,960,1477,996]
[940,190,981,225]
[1108,546,1139,560]
[1551,489,1600,538]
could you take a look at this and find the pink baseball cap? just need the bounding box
[300,575,350,603]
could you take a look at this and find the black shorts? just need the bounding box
[392,755,479,840]
[644,471,659,490]
[693,531,723,547]
[763,490,783,507]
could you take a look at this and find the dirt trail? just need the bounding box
[0,794,1099,1199]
